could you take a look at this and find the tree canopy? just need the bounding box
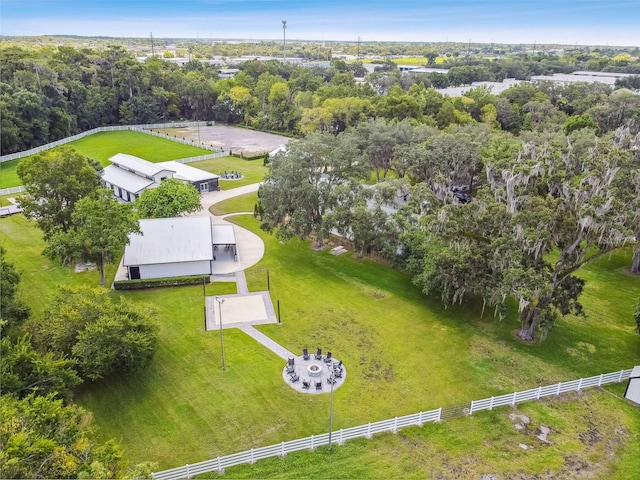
[16,147,103,240]
[136,178,202,218]
[32,286,158,381]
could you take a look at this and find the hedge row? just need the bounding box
[229,151,269,161]
[113,275,207,290]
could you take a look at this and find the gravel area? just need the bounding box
[158,125,291,156]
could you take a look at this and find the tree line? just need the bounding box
[258,111,640,342]
[2,43,639,155]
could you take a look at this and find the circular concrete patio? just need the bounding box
[282,353,347,394]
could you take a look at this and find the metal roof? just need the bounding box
[211,224,236,245]
[157,161,220,182]
[109,153,175,178]
[102,165,154,194]
[124,216,214,266]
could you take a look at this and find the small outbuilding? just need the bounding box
[624,365,640,406]
[123,216,236,280]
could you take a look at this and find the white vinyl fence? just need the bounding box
[152,368,633,480]
[0,122,220,163]
[0,186,26,196]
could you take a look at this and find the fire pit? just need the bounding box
[307,364,323,377]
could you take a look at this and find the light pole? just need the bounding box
[328,374,335,449]
[216,297,226,371]
[282,20,287,61]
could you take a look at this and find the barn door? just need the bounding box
[129,266,141,280]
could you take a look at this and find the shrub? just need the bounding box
[113,275,207,290]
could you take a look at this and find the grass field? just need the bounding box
[2,201,639,476]
[70,131,212,165]
[0,131,213,189]
[209,192,258,216]
[190,157,268,190]
[213,389,640,479]
[0,159,21,189]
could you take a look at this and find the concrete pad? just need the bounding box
[205,291,277,331]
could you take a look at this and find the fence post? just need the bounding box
[537,386,542,399]
[418,411,423,426]
[511,392,517,405]
[217,456,222,473]
[393,417,398,433]
[281,441,285,457]
[367,423,372,438]
[250,448,255,464]
[339,429,343,445]
[489,397,494,410]
[618,370,624,382]
[598,374,604,386]
[577,378,583,391]
[469,401,474,415]
[556,382,561,396]
[437,407,442,422]
[185,464,190,479]
[310,435,314,450]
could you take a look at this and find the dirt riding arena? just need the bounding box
[158,125,291,156]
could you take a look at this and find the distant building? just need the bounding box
[102,153,219,202]
[437,78,522,97]
[218,68,240,79]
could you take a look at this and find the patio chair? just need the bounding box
[324,351,332,364]
[315,348,322,360]
[285,364,295,374]
[327,375,336,385]
[289,373,300,383]
[333,368,343,378]
[315,381,323,390]
[302,379,311,389]
[303,348,310,361]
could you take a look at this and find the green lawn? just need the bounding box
[0,159,21,189]
[190,157,267,190]
[209,192,258,216]
[214,389,640,479]
[2,208,639,475]
[0,131,213,189]
[69,130,212,166]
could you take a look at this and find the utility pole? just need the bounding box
[282,20,287,61]
[150,32,155,57]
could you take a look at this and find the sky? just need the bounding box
[1,0,639,46]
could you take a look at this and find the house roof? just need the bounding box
[109,153,175,178]
[157,161,220,182]
[102,165,155,194]
[211,224,236,245]
[124,216,214,266]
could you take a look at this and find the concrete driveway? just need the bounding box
[197,183,264,274]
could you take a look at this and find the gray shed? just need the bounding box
[624,365,640,405]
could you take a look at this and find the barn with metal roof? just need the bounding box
[123,216,236,280]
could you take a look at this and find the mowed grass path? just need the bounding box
[2,209,639,473]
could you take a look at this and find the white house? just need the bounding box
[123,216,236,280]
[102,154,219,202]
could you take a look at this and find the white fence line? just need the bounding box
[151,368,633,480]
[0,122,220,163]
[0,186,26,196]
